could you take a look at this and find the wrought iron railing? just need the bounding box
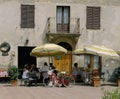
[45,17,80,34]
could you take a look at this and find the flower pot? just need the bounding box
[117,79,120,87]
[93,77,101,87]
[11,80,18,86]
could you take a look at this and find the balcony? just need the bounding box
[45,17,81,43]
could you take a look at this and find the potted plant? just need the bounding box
[92,70,101,87]
[57,72,75,87]
[116,67,120,87]
[8,65,19,86]
[117,75,120,87]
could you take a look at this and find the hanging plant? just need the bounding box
[0,42,11,56]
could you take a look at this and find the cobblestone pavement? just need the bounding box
[0,83,118,99]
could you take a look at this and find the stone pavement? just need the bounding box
[0,83,118,99]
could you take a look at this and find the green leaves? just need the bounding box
[8,65,19,80]
[101,88,120,99]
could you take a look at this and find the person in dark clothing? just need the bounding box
[49,63,58,76]
[49,63,55,70]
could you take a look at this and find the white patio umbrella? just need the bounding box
[72,48,97,55]
[116,50,120,55]
[30,43,67,57]
[85,45,119,58]
[30,43,67,63]
[72,47,98,71]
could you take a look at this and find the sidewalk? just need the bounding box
[0,83,118,99]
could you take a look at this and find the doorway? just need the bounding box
[54,42,72,73]
[18,46,36,78]
[56,6,70,32]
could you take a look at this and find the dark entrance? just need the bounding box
[58,42,72,51]
[18,46,36,78]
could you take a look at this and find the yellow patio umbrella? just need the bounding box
[116,50,120,55]
[116,50,120,61]
[30,43,67,63]
[72,48,97,55]
[85,45,119,57]
[30,43,67,57]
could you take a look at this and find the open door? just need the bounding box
[54,42,72,74]
[54,51,72,73]
[18,46,36,78]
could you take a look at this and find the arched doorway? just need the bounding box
[54,42,72,73]
[58,42,72,50]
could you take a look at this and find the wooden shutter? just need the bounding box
[93,7,100,29]
[87,7,93,29]
[28,5,34,28]
[86,6,100,29]
[21,5,27,28]
[21,5,35,28]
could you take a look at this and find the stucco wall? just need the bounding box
[0,0,120,69]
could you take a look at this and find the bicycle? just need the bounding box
[43,70,75,87]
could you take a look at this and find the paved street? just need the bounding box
[0,82,118,99]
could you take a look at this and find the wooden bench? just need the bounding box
[0,68,10,82]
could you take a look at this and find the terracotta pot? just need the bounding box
[11,80,18,86]
[117,79,120,87]
[93,77,101,87]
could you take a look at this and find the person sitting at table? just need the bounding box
[72,63,79,82]
[49,63,58,76]
[49,63,55,70]
[22,65,29,86]
[41,62,49,72]
[40,62,49,81]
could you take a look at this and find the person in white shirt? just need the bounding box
[72,63,79,82]
[41,62,49,81]
[41,62,49,72]
[22,65,29,85]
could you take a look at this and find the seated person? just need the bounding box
[72,63,79,82]
[41,62,49,79]
[27,67,38,86]
[41,62,49,72]
[49,63,58,76]
[22,66,29,85]
[49,63,55,70]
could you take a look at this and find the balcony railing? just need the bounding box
[45,17,80,34]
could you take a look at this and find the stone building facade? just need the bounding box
[0,0,120,81]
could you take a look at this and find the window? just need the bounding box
[86,6,100,29]
[84,55,101,72]
[57,6,70,32]
[21,5,35,28]
[94,55,100,69]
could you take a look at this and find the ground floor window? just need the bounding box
[84,55,101,71]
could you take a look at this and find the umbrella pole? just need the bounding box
[48,56,50,64]
[48,56,53,64]
[51,56,53,63]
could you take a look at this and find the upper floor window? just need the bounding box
[86,6,100,29]
[21,5,35,28]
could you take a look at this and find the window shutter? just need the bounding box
[21,5,35,28]
[86,6,100,29]
[87,7,93,29]
[93,7,100,29]
[21,5,27,28]
[28,5,34,28]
